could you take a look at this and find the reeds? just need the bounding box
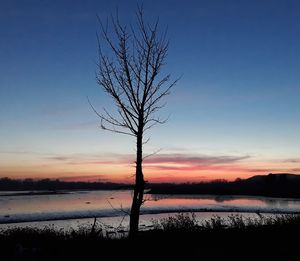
[151,213,300,231]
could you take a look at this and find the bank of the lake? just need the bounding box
[0,213,299,261]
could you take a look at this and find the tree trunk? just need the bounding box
[129,130,144,237]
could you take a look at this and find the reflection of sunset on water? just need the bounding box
[147,195,266,208]
[1,191,300,223]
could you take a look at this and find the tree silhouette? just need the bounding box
[92,8,177,237]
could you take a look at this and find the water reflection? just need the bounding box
[149,194,268,207]
[1,190,300,224]
[149,193,300,209]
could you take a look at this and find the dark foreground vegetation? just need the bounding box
[1,214,300,261]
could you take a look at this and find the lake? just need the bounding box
[1,190,300,231]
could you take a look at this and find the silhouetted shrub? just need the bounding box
[202,215,226,230]
[152,213,199,231]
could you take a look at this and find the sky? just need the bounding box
[1,0,300,183]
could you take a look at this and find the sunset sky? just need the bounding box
[1,0,300,183]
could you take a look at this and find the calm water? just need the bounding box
[1,190,300,230]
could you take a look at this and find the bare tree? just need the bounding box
[93,8,177,237]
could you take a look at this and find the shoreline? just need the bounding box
[1,207,300,225]
[2,188,300,199]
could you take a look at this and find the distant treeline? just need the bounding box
[0,178,132,191]
[149,173,300,198]
[1,173,300,198]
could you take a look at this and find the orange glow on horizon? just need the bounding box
[1,164,300,183]
[1,153,300,183]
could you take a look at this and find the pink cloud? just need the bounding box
[145,164,250,172]
[45,153,250,168]
[144,154,249,165]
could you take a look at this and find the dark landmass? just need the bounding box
[1,173,300,199]
[149,173,300,198]
[0,177,132,191]
[0,214,299,261]
[0,191,71,197]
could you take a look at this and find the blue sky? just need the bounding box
[1,0,300,182]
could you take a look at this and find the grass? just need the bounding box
[152,212,300,230]
[1,213,300,260]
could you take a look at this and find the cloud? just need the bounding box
[48,156,71,161]
[145,164,249,172]
[0,150,49,156]
[144,154,250,165]
[58,174,110,182]
[44,153,135,165]
[283,158,300,163]
[247,167,300,174]
[290,168,300,172]
[44,153,250,168]
[146,175,209,183]
[141,153,251,173]
[247,168,276,173]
